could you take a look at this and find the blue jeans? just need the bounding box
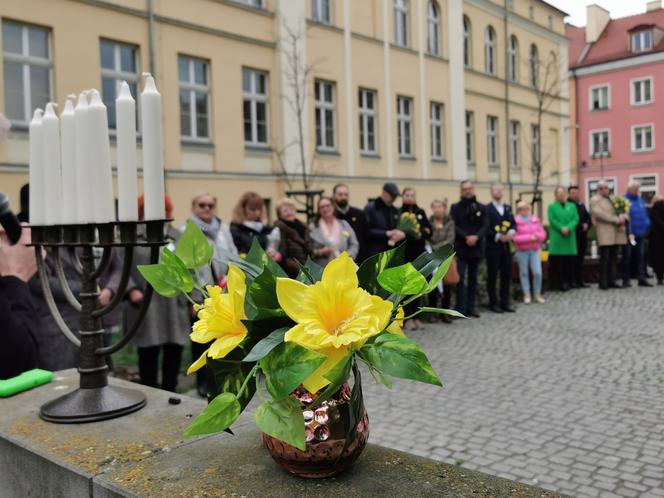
[456,258,479,314]
[515,250,542,296]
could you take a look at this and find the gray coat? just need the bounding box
[308,219,359,266]
[429,215,455,251]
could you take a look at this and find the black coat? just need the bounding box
[230,222,273,255]
[649,200,664,274]
[450,196,488,260]
[485,203,516,252]
[574,201,592,237]
[336,205,369,263]
[400,204,432,262]
[1,276,38,379]
[364,197,399,257]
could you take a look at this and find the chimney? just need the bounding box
[586,4,610,43]
[647,1,662,12]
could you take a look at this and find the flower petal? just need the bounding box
[321,252,358,291]
[302,346,348,394]
[208,332,247,359]
[276,277,311,321]
[187,349,209,375]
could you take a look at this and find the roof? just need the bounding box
[538,0,569,17]
[568,8,664,69]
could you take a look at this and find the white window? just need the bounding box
[396,95,413,157]
[314,80,336,151]
[394,0,409,47]
[465,111,474,162]
[484,26,496,75]
[509,120,520,168]
[631,77,653,106]
[508,35,518,83]
[2,20,52,124]
[178,55,210,140]
[427,1,440,56]
[632,31,652,53]
[529,44,539,88]
[487,116,498,166]
[430,102,444,160]
[589,85,610,111]
[463,16,471,68]
[629,174,658,202]
[590,130,610,156]
[243,68,269,147]
[632,124,654,152]
[312,0,331,24]
[587,177,616,199]
[531,124,540,166]
[359,88,378,154]
[100,40,139,130]
[237,0,264,8]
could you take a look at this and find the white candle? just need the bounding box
[42,103,62,225]
[87,89,116,223]
[74,93,93,223]
[140,73,165,220]
[116,81,138,222]
[28,108,45,225]
[60,97,77,224]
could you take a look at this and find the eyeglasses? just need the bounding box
[197,203,215,209]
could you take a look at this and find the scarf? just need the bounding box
[319,217,341,247]
[243,220,265,233]
[190,214,221,241]
[282,218,306,239]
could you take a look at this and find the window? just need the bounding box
[507,0,514,9]
[587,178,616,198]
[312,0,331,24]
[100,40,139,130]
[531,124,540,166]
[484,26,496,75]
[243,68,269,147]
[548,15,553,29]
[359,88,378,154]
[487,116,498,166]
[508,35,518,83]
[427,1,440,56]
[631,77,653,105]
[463,16,471,68]
[632,124,654,152]
[509,120,520,168]
[589,85,609,111]
[528,5,534,20]
[396,95,413,157]
[2,20,52,124]
[237,0,264,8]
[632,30,653,53]
[590,130,610,156]
[314,80,336,151]
[529,44,539,88]
[430,102,444,160]
[465,111,474,162]
[394,0,409,47]
[178,55,210,140]
[630,174,658,202]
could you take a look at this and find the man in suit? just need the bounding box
[485,183,517,313]
[333,183,369,263]
[364,182,404,257]
[568,185,592,288]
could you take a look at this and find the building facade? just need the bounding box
[569,3,664,203]
[0,0,569,224]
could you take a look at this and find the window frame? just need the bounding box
[531,123,541,167]
[529,44,539,88]
[630,76,654,106]
[429,101,444,160]
[631,123,655,153]
[358,87,378,155]
[629,174,658,202]
[509,120,520,168]
[508,35,518,83]
[632,30,653,53]
[586,176,617,199]
[314,79,337,152]
[486,115,498,167]
[589,129,611,157]
[588,84,610,111]
[396,95,414,158]
[484,26,496,75]
[242,67,270,147]
[463,16,471,68]
[394,0,409,48]
[427,1,440,56]
[100,39,140,131]
[236,0,265,9]
[465,110,474,163]
[312,0,331,24]
[178,54,211,142]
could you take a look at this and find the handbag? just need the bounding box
[442,257,460,285]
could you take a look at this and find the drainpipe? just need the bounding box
[147,0,156,77]
[503,0,513,204]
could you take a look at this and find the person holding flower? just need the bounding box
[513,201,547,304]
[547,186,579,291]
[364,182,404,256]
[309,196,359,267]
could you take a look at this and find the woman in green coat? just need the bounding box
[547,186,579,291]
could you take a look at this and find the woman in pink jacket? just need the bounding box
[513,201,547,304]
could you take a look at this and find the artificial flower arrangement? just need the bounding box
[612,196,631,216]
[138,221,457,470]
[494,220,512,234]
[388,212,421,246]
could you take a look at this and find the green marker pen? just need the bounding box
[0,369,53,397]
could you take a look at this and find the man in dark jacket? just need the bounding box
[485,183,516,313]
[568,185,591,288]
[364,182,404,257]
[333,183,369,263]
[450,180,488,318]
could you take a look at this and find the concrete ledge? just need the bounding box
[0,371,559,497]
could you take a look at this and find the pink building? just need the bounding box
[568,3,664,202]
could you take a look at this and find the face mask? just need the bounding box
[336,199,348,208]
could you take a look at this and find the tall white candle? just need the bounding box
[140,73,165,220]
[116,81,138,222]
[87,89,116,223]
[74,93,93,223]
[42,103,62,225]
[28,109,45,225]
[60,97,77,224]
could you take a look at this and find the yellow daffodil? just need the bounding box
[386,306,405,336]
[187,265,248,374]
[276,252,393,393]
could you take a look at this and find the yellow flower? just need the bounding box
[502,221,511,227]
[187,265,248,374]
[495,225,501,232]
[386,306,405,336]
[276,252,393,393]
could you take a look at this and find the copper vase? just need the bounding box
[261,383,369,478]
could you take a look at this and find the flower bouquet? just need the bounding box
[612,196,631,216]
[494,220,512,234]
[388,211,421,246]
[138,221,458,477]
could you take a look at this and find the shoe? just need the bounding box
[561,284,570,292]
[608,282,621,289]
[638,280,653,287]
[523,295,532,304]
[599,284,608,290]
[441,315,453,324]
[622,282,632,288]
[534,295,546,304]
[489,305,503,313]
[658,279,664,286]
[570,283,580,289]
[501,306,516,313]
[578,283,590,288]
[469,310,481,318]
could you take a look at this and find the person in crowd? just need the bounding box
[230,192,281,260]
[0,226,39,379]
[364,182,404,256]
[400,188,432,330]
[649,195,664,285]
[547,186,579,292]
[568,185,592,288]
[624,180,652,287]
[127,195,190,393]
[485,184,516,313]
[17,183,29,222]
[310,196,359,267]
[273,198,310,278]
[513,201,547,304]
[333,183,369,263]
[450,180,487,318]
[590,180,627,290]
[428,199,456,324]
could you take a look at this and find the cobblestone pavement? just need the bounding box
[364,286,664,498]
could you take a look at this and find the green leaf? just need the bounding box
[246,238,287,278]
[183,392,241,437]
[160,247,195,293]
[357,242,406,297]
[341,361,365,455]
[377,263,428,295]
[206,357,257,411]
[425,253,455,294]
[249,267,284,313]
[255,397,306,451]
[412,243,454,278]
[260,342,326,399]
[414,307,466,319]
[176,220,214,269]
[309,351,353,409]
[137,264,184,297]
[358,333,442,387]
[243,327,288,362]
[217,247,262,279]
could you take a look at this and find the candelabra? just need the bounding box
[30,219,168,423]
